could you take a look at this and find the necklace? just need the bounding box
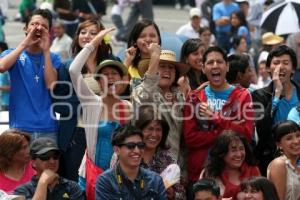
[30,53,43,83]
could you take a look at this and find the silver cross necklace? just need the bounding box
[31,53,43,83]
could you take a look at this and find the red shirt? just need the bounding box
[0,162,36,194]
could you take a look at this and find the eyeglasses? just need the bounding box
[118,142,146,150]
[37,151,61,161]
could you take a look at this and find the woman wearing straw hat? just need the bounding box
[132,43,190,173]
[69,27,132,200]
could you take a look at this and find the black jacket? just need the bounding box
[251,80,300,174]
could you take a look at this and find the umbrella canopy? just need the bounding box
[117,32,188,61]
[260,0,300,35]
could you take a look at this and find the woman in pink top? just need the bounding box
[0,129,35,194]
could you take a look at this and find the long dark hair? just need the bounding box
[127,19,161,68]
[204,130,256,178]
[230,11,248,35]
[240,176,280,200]
[180,38,207,89]
[71,20,113,74]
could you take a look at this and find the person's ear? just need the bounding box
[113,146,120,156]
[23,26,28,35]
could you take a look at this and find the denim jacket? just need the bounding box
[95,166,167,200]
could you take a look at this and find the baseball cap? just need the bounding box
[30,137,59,156]
[189,8,201,18]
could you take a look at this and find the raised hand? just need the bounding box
[198,102,214,119]
[124,45,137,67]
[91,27,116,48]
[39,169,59,188]
[272,65,283,96]
[38,26,50,52]
[22,26,41,47]
[147,43,161,57]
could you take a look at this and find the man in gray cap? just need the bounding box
[14,138,84,200]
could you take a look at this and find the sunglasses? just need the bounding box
[118,142,146,150]
[37,151,61,161]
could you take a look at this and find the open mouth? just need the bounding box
[211,72,221,81]
[35,32,42,39]
[161,73,171,79]
[279,72,286,78]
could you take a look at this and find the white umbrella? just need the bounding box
[260,0,300,35]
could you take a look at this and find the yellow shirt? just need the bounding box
[128,65,141,79]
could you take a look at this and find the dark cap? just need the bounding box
[30,137,59,156]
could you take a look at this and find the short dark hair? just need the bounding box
[25,8,53,29]
[112,124,143,146]
[231,35,247,50]
[226,54,250,83]
[272,120,300,142]
[240,176,279,200]
[266,45,297,70]
[193,178,220,197]
[203,46,227,64]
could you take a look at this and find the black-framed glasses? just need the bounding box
[37,151,61,161]
[118,142,146,150]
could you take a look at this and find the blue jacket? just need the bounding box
[95,166,167,200]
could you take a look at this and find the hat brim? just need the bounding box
[263,36,284,45]
[35,147,60,155]
[94,60,128,79]
[138,59,190,77]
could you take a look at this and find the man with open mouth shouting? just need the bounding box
[183,46,254,199]
[0,9,61,143]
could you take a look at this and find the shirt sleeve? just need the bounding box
[50,52,62,69]
[68,181,85,200]
[14,185,33,200]
[287,107,300,125]
[157,176,168,200]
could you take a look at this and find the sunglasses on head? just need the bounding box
[118,142,146,150]
[37,151,61,161]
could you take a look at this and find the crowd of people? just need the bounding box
[0,0,300,199]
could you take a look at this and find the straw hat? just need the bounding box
[138,50,190,77]
[262,32,284,45]
[94,59,128,79]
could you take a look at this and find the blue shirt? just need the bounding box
[205,85,235,112]
[213,2,239,33]
[0,49,61,132]
[0,71,10,107]
[95,121,121,170]
[287,106,300,125]
[274,87,299,124]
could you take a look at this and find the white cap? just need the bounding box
[235,0,249,3]
[258,51,269,64]
[189,7,201,18]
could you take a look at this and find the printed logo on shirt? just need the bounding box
[207,98,227,112]
[63,193,70,199]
